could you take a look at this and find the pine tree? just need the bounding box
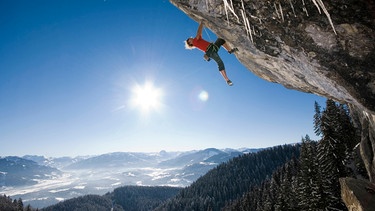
[261,181,273,211]
[337,103,359,159]
[314,101,322,136]
[317,99,349,210]
[280,158,299,211]
[274,166,287,211]
[17,198,23,211]
[297,136,323,211]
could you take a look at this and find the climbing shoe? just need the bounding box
[229,48,238,54]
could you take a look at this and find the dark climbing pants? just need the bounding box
[205,38,226,71]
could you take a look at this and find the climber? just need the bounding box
[185,20,238,86]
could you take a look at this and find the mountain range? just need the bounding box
[0,157,60,187]
[40,144,299,211]
[0,148,260,208]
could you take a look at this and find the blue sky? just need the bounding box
[0,0,325,157]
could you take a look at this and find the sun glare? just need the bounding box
[130,81,164,114]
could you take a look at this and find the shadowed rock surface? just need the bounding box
[340,177,375,211]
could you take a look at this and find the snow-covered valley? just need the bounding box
[0,148,258,208]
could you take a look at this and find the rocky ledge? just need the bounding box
[170,0,375,210]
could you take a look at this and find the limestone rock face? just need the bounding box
[340,177,375,211]
[170,0,375,209]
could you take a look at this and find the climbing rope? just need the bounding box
[204,27,213,42]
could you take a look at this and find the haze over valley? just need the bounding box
[0,148,259,208]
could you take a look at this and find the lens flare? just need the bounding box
[190,87,209,111]
[198,90,209,102]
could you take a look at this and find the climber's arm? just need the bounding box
[195,21,204,39]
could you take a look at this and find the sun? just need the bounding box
[130,81,164,114]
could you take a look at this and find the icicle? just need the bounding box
[312,0,321,14]
[222,0,239,25]
[303,7,309,16]
[240,10,248,35]
[312,0,337,35]
[240,0,253,43]
[246,17,254,43]
[223,0,230,25]
[229,0,236,16]
[252,25,257,37]
[241,0,247,20]
[250,15,262,24]
[279,2,284,22]
[317,0,337,35]
[289,0,297,17]
[274,2,280,19]
[302,0,309,16]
